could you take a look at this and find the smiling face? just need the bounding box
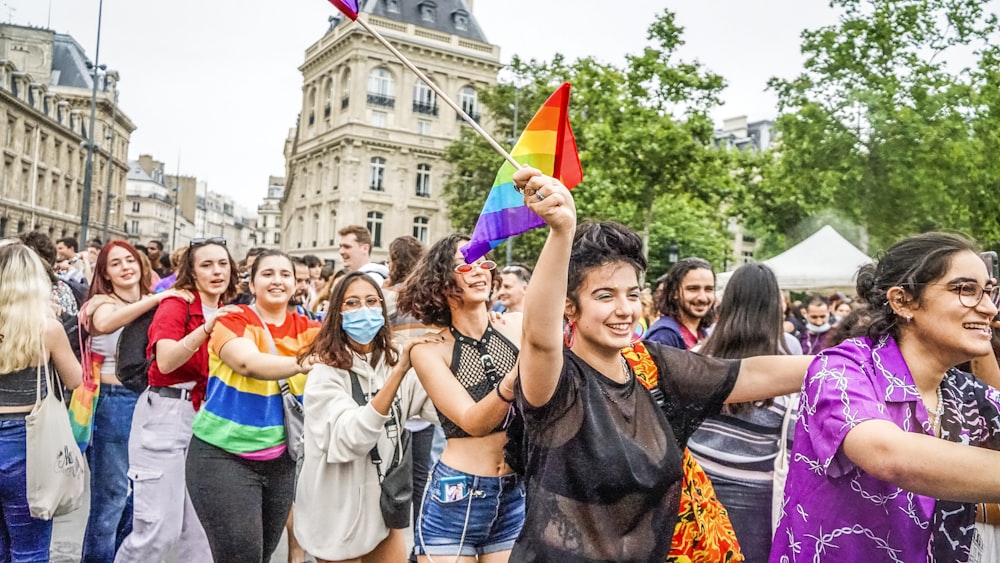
[899,250,998,366]
[450,249,494,306]
[566,262,642,357]
[497,273,528,312]
[104,246,140,292]
[339,234,370,271]
[249,255,296,309]
[676,268,715,325]
[192,244,231,301]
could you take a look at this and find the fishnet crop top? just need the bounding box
[437,324,519,439]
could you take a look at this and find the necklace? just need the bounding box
[926,384,944,436]
[111,290,137,304]
[595,355,634,406]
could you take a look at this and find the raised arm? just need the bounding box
[155,305,242,374]
[515,168,576,408]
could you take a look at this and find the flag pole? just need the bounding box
[352,16,522,171]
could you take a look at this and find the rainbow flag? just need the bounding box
[460,83,582,262]
[327,0,359,20]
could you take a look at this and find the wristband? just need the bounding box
[202,323,211,336]
[495,382,514,403]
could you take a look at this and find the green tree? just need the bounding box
[760,0,1000,253]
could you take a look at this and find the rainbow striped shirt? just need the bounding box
[192,306,320,460]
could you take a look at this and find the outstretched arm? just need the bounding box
[515,168,577,408]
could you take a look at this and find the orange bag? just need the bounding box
[622,342,744,563]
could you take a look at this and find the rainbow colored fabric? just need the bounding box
[460,83,583,262]
[327,0,359,20]
[191,306,320,460]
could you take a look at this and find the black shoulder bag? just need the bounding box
[349,370,413,529]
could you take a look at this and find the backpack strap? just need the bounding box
[623,342,666,407]
[348,369,402,479]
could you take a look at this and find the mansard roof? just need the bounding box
[50,33,94,89]
[332,0,488,43]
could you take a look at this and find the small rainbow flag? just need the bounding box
[328,0,359,20]
[460,83,583,262]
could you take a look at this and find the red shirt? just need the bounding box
[146,294,209,407]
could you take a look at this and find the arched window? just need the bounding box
[459,86,478,121]
[369,157,386,191]
[323,76,333,119]
[328,209,337,246]
[367,68,395,108]
[415,163,431,197]
[340,68,351,109]
[307,86,317,126]
[412,216,429,244]
[413,80,437,115]
[366,211,384,248]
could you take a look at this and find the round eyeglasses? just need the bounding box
[453,260,497,274]
[929,282,1000,308]
[342,296,382,311]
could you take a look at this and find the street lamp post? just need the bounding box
[667,240,679,266]
[101,89,118,242]
[79,0,105,244]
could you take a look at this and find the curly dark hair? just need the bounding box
[855,232,978,341]
[388,235,425,287]
[302,271,398,370]
[396,234,498,327]
[653,257,715,333]
[567,222,647,306]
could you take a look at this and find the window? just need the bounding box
[459,86,479,121]
[419,1,436,22]
[366,211,384,247]
[452,10,469,31]
[274,232,281,244]
[387,0,400,12]
[340,69,351,109]
[415,164,431,197]
[132,201,140,213]
[366,68,395,108]
[417,119,431,136]
[369,157,386,191]
[128,220,138,234]
[371,111,387,128]
[413,81,437,115]
[413,216,429,244]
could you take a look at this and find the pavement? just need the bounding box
[50,489,293,563]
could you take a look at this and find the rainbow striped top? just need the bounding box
[192,305,320,460]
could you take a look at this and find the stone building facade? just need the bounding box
[257,176,284,248]
[282,0,500,263]
[0,24,134,242]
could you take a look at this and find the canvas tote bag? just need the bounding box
[25,359,88,519]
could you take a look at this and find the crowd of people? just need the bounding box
[3,169,1000,562]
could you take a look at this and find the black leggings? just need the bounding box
[186,436,295,563]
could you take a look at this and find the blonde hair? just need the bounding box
[0,242,55,372]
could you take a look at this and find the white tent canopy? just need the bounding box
[717,225,873,291]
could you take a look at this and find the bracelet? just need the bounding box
[495,381,514,403]
[202,323,211,336]
[180,333,199,353]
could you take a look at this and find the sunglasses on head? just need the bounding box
[453,260,497,274]
[190,237,227,247]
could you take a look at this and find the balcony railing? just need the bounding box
[456,112,481,124]
[366,93,395,109]
[412,100,439,116]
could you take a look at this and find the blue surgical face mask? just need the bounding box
[341,307,385,345]
[806,322,831,334]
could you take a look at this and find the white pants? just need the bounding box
[114,389,211,563]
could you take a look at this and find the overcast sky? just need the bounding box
[6,0,842,211]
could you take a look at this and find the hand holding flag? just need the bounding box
[460,83,583,263]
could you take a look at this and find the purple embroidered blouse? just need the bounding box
[770,335,1000,563]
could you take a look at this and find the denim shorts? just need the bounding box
[414,460,525,556]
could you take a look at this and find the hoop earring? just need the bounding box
[564,319,576,348]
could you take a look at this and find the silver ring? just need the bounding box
[536,192,546,201]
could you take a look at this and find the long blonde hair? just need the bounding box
[0,241,55,372]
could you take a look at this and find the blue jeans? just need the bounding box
[415,460,525,557]
[81,385,138,563]
[711,479,773,563]
[0,418,53,563]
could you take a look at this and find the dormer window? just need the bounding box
[386,0,400,13]
[418,1,437,23]
[452,10,469,31]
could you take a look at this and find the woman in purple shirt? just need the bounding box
[771,232,1000,562]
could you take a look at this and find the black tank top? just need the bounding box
[0,365,47,408]
[436,324,518,439]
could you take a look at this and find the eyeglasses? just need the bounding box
[453,260,497,274]
[342,296,382,311]
[191,237,227,247]
[928,282,1000,308]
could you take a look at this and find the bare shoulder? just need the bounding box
[494,312,522,347]
[411,333,455,370]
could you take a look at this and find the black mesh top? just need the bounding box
[437,324,519,439]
